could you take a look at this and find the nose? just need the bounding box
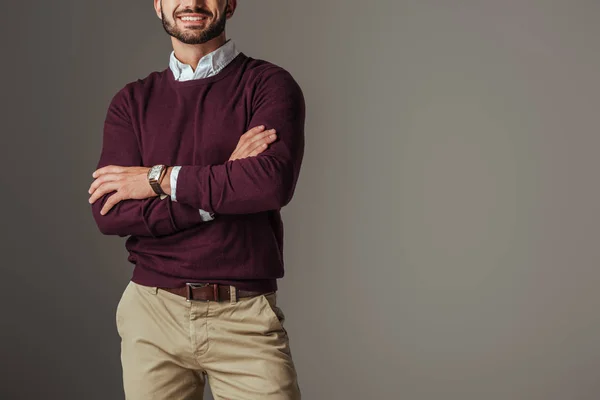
[179,0,211,15]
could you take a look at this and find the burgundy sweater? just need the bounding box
[91,53,305,291]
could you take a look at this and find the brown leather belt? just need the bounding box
[159,283,269,302]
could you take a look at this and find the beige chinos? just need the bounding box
[116,280,301,399]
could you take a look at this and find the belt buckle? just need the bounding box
[185,282,210,302]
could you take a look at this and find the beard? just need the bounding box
[160,1,227,45]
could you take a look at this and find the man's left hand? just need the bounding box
[88,166,155,215]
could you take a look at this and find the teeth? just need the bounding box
[181,16,205,21]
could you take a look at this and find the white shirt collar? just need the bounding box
[169,39,240,82]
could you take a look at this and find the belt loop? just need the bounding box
[230,285,237,304]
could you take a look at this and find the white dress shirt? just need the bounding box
[167,39,240,222]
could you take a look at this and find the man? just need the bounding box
[87,1,305,398]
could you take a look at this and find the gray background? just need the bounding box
[1,0,599,399]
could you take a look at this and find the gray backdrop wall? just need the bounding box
[1,1,600,399]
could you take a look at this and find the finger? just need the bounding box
[238,137,272,160]
[241,125,266,139]
[240,130,277,156]
[250,132,277,153]
[101,192,123,215]
[229,126,270,161]
[236,125,266,149]
[89,182,119,204]
[248,129,276,146]
[230,132,275,161]
[92,165,124,178]
[247,143,269,157]
[228,152,239,162]
[89,174,120,194]
[237,129,276,156]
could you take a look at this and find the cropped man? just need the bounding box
[88,1,305,398]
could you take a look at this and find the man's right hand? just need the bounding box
[229,125,278,161]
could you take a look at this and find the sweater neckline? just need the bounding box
[166,52,247,87]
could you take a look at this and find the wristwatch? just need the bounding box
[147,164,168,196]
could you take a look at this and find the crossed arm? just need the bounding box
[89,69,305,238]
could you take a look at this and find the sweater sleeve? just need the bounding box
[90,86,206,238]
[173,68,306,214]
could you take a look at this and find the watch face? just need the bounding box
[148,165,164,180]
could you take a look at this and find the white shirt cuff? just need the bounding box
[199,209,215,221]
[170,165,214,221]
[170,166,182,202]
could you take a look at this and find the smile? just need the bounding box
[178,15,208,22]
